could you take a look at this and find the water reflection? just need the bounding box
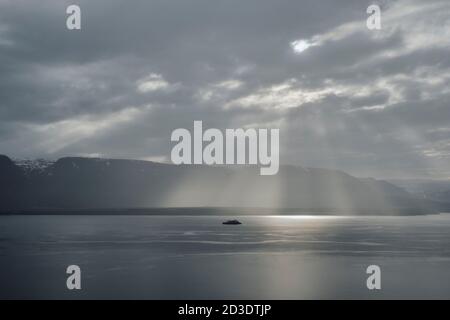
[1,215,450,299]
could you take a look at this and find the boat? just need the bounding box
[222,219,242,225]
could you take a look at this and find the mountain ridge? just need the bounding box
[0,154,436,215]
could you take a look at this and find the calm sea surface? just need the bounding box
[1,214,450,299]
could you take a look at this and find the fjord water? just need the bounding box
[1,214,450,299]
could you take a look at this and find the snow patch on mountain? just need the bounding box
[12,158,56,173]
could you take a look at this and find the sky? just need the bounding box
[0,0,450,179]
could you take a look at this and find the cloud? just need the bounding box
[290,39,319,53]
[213,80,243,90]
[1,0,450,179]
[5,105,152,156]
[137,73,172,93]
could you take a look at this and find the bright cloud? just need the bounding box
[290,39,319,53]
[137,73,171,93]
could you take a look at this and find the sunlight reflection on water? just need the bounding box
[1,214,450,299]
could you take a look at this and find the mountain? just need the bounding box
[0,155,25,208]
[389,179,450,212]
[0,155,435,214]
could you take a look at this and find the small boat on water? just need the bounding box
[222,219,242,225]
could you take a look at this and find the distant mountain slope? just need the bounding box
[389,179,450,212]
[0,155,435,214]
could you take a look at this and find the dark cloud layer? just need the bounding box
[1,0,450,178]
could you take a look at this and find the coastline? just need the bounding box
[0,206,438,216]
